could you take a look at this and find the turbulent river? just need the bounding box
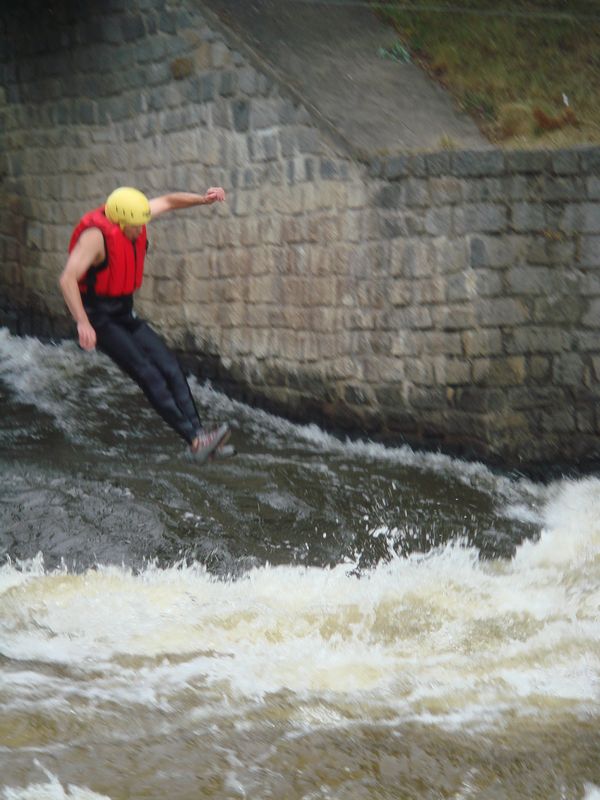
[0,327,599,800]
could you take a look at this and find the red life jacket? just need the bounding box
[69,207,147,297]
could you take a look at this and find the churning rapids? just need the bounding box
[1,327,599,800]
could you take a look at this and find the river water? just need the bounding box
[0,327,599,799]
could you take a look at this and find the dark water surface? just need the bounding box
[1,329,599,799]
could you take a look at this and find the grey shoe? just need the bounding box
[210,444,237,461]
[191,423,230,464]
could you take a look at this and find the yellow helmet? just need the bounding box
[105,187,151,227]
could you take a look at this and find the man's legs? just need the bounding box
[94,316,199,444]
[130,321,203,436]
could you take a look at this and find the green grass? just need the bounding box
[374,1,600,147]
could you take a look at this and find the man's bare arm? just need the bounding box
[149,188,225,219]
[58,228,105,351]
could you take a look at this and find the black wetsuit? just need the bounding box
[85,295,202,444]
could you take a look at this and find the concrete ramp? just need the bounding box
[204,0,490,155]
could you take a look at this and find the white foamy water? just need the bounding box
[1,770,110,800]
[1,477,598,731]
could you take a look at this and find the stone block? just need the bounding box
[422,330,463,355]
[588,176,600,200]
[434,356,471,385]
[454,203,506,234]
[26,222,44,250]
[581,272,600,298]
[391,330,421,357]
[580,148,600,173]
[525,236,575,266]
[424,207,453,236]
[431,303,474,331]
[447,270,476,302]
[452,150,504,177]
[551,149,579,175]
[367,157,384,179]
[401,306,433,330]
[473,268,502,297]
[296,127,322,155]
[425,151,452,176]
[340,210,366,242]
[218,70,237,98]
[473,356,526,386]
[582,203,600,234]
[429,177,462,205]
[507,265,554,295]
[250,99,279,130]
[389,280,412,306]
[405,358,435,385]
[413,277,446,304]
[475,297,529,326]
[505,150,549,173]
[277,99,310,126]
[169,131,198,164]
[511,202,546,232]
[433,238,468,274]
[305,277,337,306]
[373,183,405,209]
[378,215,408,240]
[543,176,584,202]
[393,239,436,278]
[462,178,504,203]
[236,66,257,96]
[533,294,585,325]
[576,408,595,434]
[249,132,279,162]
[462,329,503,357]
[552,353,585,386]
[502,174,535,202]
[281,215,307,244]
[561,203,600,235]
[408,386,447,409]
[507,326,569,355]
[469,235,517,269]
[344,383,373,406]
[530,356,552,382]
[210,40,229,68]
[154,278,182,305]
[383,155,410,179]
[404,178,430,206]
[231,100,249,132]
[579,236,600,267]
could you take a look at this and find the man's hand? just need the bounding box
[204,187,225,204]
[77,319,97,351]
[149,189,227,217]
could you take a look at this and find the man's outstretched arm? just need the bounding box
[149,188,225,219]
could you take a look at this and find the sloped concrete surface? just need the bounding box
[203,0,490,155]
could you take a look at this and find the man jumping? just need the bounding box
[59,186,231,463]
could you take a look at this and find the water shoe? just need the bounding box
[191,423,230,464]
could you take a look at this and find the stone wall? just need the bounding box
[1,0,600,468]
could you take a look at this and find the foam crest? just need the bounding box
[2,486,598,729]
[1,783,110,800]
[1,764,111,800]
[516,477,600,569]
